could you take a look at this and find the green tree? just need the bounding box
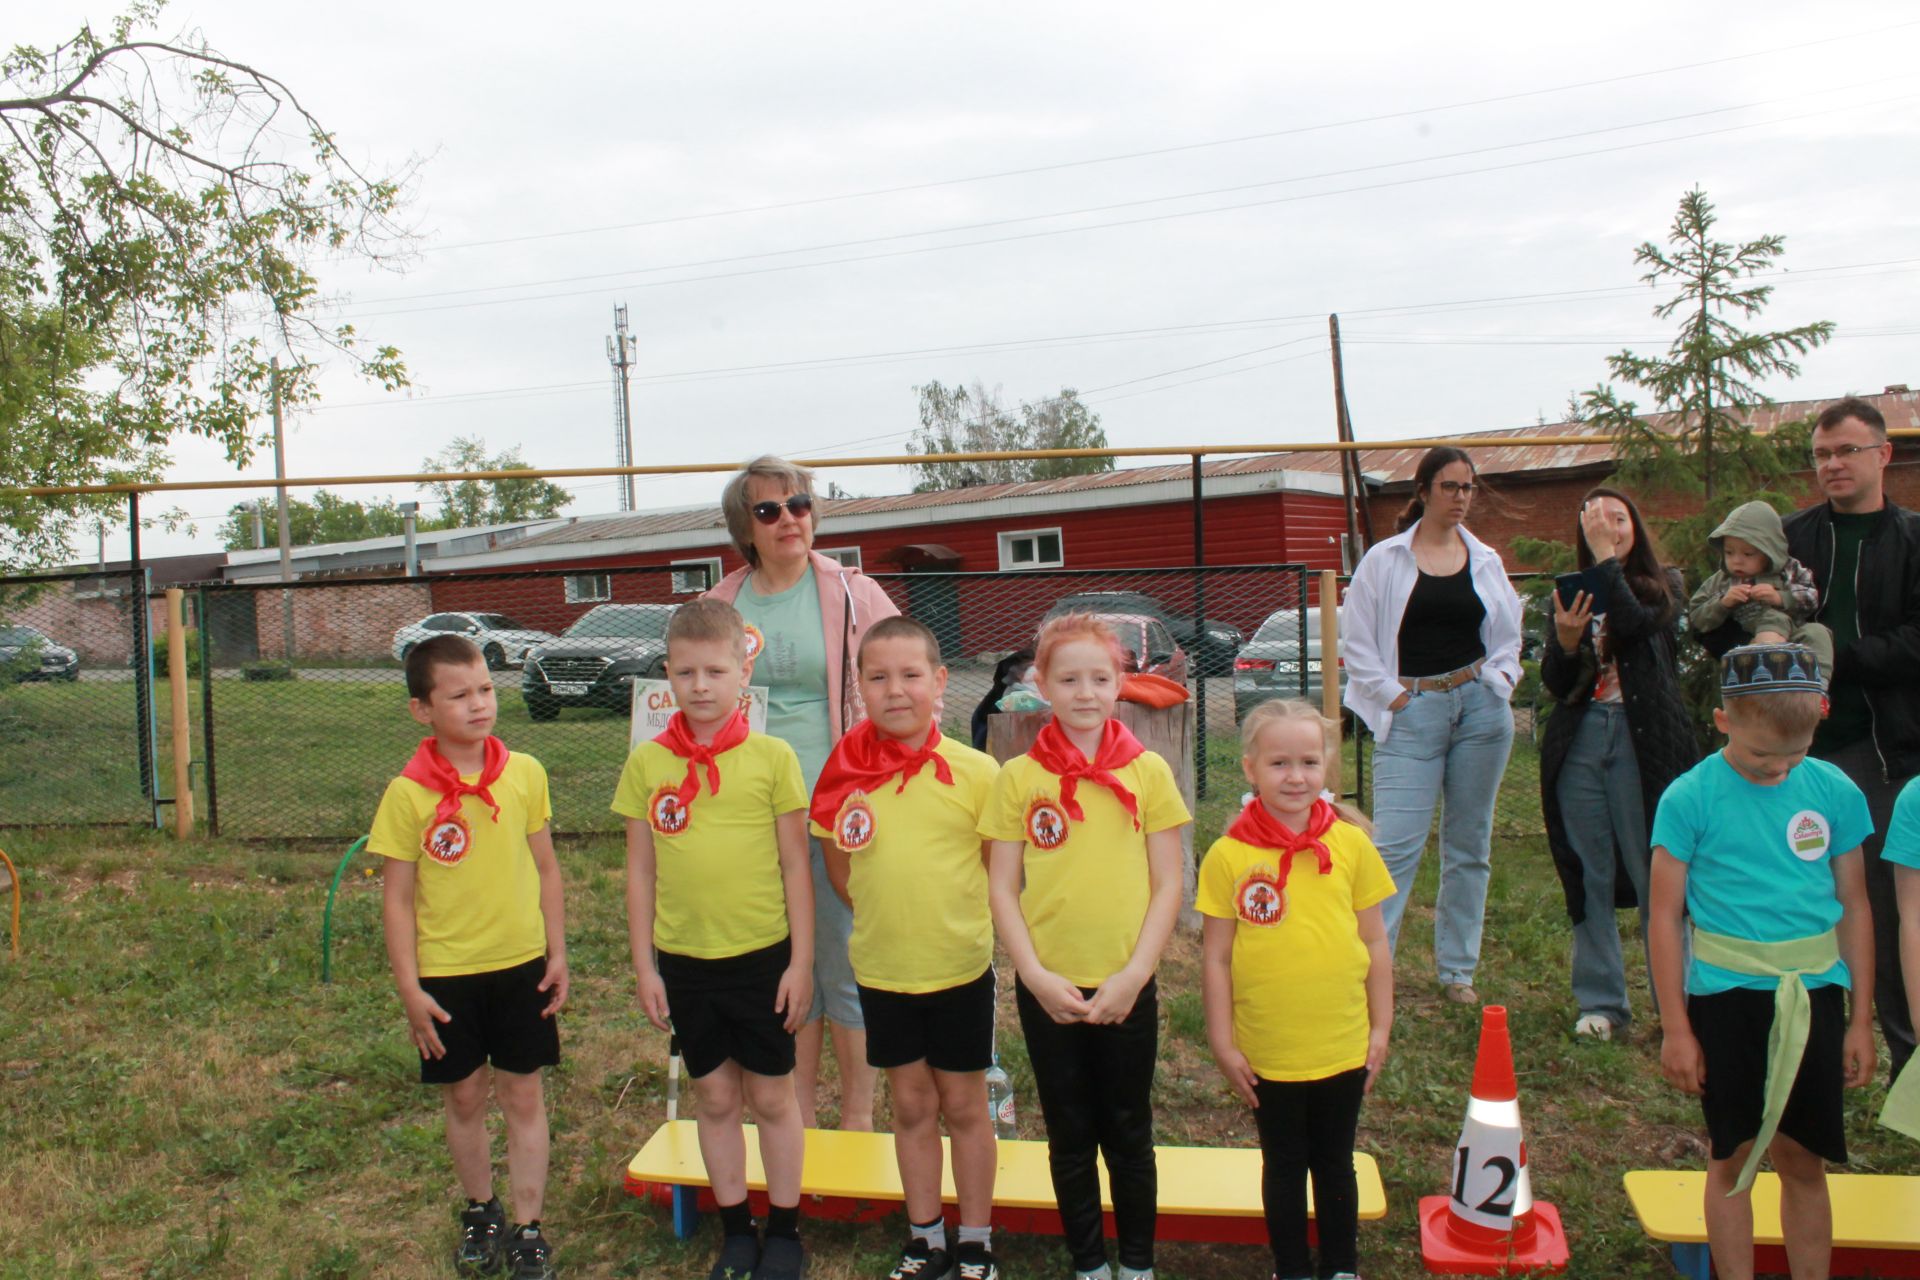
[907,380,1114,492]
[0,3,413,570]
[421,437,572,529]
[216,491,409,550]
[1518,189,1834,748]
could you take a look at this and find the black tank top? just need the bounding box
[1397,563,1487,677]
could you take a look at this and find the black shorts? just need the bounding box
[1690,984,1848,1164]
[415,956,561,1085]
[858,967,995,1073]
[659,939,796,1080]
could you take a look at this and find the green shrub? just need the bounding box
[150,628,203,678]
[241,661,293,682]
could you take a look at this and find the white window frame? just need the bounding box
[997,527,1064,571]
[564,572,612,604]
[670,557,723,595]
[818,546,863,570]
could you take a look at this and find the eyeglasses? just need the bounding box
[1810,444,1883,465]
[1436,481,1478,497]
[750,493,814,524]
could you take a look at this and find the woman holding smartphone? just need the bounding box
[1539,487,1696,1040]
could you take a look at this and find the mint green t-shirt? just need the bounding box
[734,573,835,789]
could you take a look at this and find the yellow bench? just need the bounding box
[1624,1170,1920,1278]
[627,1119,1387,1243]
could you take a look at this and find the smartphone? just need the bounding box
[1555,568,1612,615]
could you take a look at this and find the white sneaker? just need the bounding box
[1573,1013,1612,1041]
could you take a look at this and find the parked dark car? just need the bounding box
[1234,606,1343,721]
[0,624,80,682]
[521,604,676,720]
[1043,590,1243,676]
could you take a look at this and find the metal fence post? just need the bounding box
[1190,455,1207,800]
[127,492,159,825]
[197,587,220,837]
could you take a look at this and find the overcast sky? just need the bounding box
[33,1,1920,558]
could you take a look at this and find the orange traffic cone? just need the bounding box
[1418,1006,1570,1275]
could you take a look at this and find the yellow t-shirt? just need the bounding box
[1195,823,1395,1081]
[368,751,552,979]
[978,749,1191,987]
[809,738,999,993]
[611,731,807,960]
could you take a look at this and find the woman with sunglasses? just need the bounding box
[707,455,899,1131]
[1342,447,1523,1004]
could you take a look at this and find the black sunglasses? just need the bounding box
[751,493,814,525]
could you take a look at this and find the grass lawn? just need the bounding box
[5,823,1914,1279]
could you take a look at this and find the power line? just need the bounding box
[414,18,1920,255]
[337,94,1920,321]
[300,256,1920,414]
[350,84,1900,311]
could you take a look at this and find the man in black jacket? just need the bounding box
[1781,397,1918,1078]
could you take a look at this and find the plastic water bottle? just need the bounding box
[665,1034,682,1122]
[985,1053,1016,1139]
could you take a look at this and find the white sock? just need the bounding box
[911,1218,944,1250]
[1077,1266,1113,1280]
[957,1225,991,1250]
[1118,1267,1153,1280]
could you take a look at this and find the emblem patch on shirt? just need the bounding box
[1026,797,1070,850]
[422,815,472,865]
[834,791,877,853]
[1234,867,1287,926]
[1786,809,1830,862]
[648,784,691,836]
[742,622,766,674]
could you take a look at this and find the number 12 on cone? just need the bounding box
[1449,1113,1532,1230]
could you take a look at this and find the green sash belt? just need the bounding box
[1690,927,1840,1194]
[1884,1056,1920,1141]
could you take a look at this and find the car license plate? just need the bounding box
[551,682,590,696]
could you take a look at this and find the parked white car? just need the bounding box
[391,613,556,670]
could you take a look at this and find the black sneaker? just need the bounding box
[455,1198,506,1276]
[505,1223,555,1280]
[708,1231,761,1280]
[758,1234,806,1280]
[953,1241,997,1280]
[888,1239,953,1280]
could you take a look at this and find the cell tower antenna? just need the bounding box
[606,305,638,511]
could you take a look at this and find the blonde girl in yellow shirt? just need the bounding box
[982,615,1191,1280]
[1197,699,1394,1280]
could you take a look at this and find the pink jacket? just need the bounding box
[705,549,900,742]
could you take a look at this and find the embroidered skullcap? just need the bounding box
[1720,643,1824,698]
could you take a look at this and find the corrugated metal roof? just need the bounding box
[1292,388,1919,487]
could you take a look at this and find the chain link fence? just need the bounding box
[2,561,1563,852]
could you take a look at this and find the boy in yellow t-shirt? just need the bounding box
[813,617,1002,1280]
[980,615,1191,1280]
[1198,699,1393,1280]
[612,599,813,1280]
[369,635,568,1280]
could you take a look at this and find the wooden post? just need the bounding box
[166,588,195,838]
[1319,570,1341,730]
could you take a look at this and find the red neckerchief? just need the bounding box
[401,736,509,827]
[1026,717,1147,829]
[653,709,751,812]
[1227,796,1337,889]
[809,719,953,832]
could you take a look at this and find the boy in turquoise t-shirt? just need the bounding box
[1649,644,1876,1280]
[1875,778,1920,1135]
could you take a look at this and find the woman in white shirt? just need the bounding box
[1342,447,1523,1003]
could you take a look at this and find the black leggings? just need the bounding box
[1015,975,1159,1272]
[1253,1067,1367,1280]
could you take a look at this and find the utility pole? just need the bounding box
[606,304,638,512]
[399,501,420,577]
[252,506,266,550]
[270,357,295,660]
[1328,314,1373,568]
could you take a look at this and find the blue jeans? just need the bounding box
[1555,703,1651,1028]
[1373,678,1515,985]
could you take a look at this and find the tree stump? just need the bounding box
[985,701,1201,931]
